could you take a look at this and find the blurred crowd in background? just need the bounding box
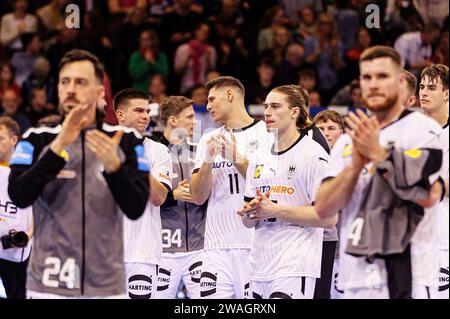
[0,0,448,135]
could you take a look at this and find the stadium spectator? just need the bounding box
[108,0,147,15]
[0,0,38,52]
[24,88,53,127]
[36,0,70,33]
[21,56,57,111]
[274,43,306,86]
[11,32,42,86]
[246,58,275,105]
[149,74,168,105]
[129,29,169,92]
[295,6,317,42]
[188,84,218,134]
[0,88,30,134]
[257,5,290,53]
[174,23,216,94]
[304,13,345,105]
[0,62,21,100]
[342,27,372,84]
[298,67,317,92]
[431,30,449,67]
[394,22,441,75]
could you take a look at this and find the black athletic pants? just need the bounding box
[313,240,337,299]
[0,257,28,299]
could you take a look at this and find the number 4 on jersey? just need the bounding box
[348,217,364,246]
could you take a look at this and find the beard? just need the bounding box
[363,92,399,113]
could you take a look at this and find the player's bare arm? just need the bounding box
[315,148,366,219]
[149,174,169,206]
[190,136,217,205]
[253,190,337,228]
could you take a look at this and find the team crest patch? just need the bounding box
[248,140,259,152]
[10,141,34,165]
[254,164,264,178]
[134,145,150,172]
[288,164,296,176]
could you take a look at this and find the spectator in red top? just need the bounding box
[0,62,21,100]
[108,0,147,15]
[342,26,372,84]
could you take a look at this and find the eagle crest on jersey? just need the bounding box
[254,164,264,179]
[288,164,296,176]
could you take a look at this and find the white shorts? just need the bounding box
[156,251,203,299]
[251,276,316,299]
[199,249,250,299]
[26,290,127,299]
[125,262,158,299]
[433,249,449,299]
[412,284,434,299]
[342,285,389,299]
[330,258,344,299]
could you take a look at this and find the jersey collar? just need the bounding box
[224,120,259,133]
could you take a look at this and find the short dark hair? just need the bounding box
[160,96,194,125]
[313,110,344,129]
[21,32,39,50]
[205,76,245,96]
[272,85,310,129]
[0,116,20,137]
[420,64,449,91]
[359,45,403,68]
[59,49,105,83]
[402,70,418,95]
[422,22,441,33]
[299,67,316,80]
[113,88,151,111]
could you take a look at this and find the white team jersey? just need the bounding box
[0,166,33,262]
[194,120,272,249]
[437,124,449,250]
[123,138,173,264]
[326,110,445,290]
[244,134,329,281]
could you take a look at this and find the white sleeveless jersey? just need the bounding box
[437,123,449,250]
[123,138,172,264]
[0,166,33,262]
[326,110,445,290]
[194,120,271,249]
[244,134,329,281]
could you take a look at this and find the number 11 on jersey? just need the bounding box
[228,173,240,194]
